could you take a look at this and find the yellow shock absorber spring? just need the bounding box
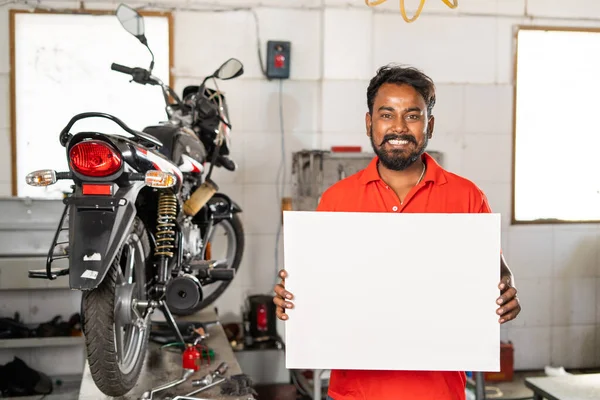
[155,190,177,258]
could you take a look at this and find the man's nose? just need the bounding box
[392,116,408,132]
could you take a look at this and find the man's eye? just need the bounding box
[381,113,392,119]
[406,114,421,120]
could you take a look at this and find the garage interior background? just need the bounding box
[1,0,600,385]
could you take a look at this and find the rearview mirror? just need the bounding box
[214,58,244,80]
[116,4,146,43]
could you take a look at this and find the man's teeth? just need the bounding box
[388,139,409,145]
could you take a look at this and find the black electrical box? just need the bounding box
[266,40,291,79]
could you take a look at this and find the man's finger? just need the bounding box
[274,284,294,300]
[273,296,294,310]
[279,269,288,280]
[497,298,519,317]
[497,287,517,305]
[276,306,288,320]
[499,306,521,324]
[498,276,512,291]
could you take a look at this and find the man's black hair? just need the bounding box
[367,64,436,116]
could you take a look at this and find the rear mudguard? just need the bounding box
[67,183,145,290]
[211,192,242,214]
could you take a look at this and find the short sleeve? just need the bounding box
[477,192,493,213]
[316,189,336,212]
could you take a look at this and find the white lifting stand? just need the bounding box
[78,308,253,400]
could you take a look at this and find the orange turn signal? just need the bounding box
[25,170,56,186]
[145,170,176,188]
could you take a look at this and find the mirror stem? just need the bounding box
[146,45,155,73]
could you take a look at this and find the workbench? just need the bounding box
[78,307,253,400]
[524,373,600,400]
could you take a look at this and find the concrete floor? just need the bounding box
[483,371,543,399]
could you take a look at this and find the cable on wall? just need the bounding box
[365,0,458,23]
[274,78,285,282]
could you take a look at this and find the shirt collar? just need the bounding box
[358,152,448,186]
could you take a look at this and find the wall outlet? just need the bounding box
[266,40,291,79]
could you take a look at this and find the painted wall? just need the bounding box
[1,0,600,375]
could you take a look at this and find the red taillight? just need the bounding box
[69,140,122,177]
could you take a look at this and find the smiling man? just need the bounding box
[273,64,521,400]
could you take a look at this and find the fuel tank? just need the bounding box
[142,124,207,173]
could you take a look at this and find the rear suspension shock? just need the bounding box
[155,190,177,287]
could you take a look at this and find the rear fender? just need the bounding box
[210,192,242,214]
[68,182,145,290]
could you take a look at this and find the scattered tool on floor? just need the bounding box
[184,377,226,397]
[139,368,195,400]
[192,362,228,386]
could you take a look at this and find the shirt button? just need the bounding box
[392,206,398,211]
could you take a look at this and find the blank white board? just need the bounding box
[283,211,501,372]
[13,12,170,198]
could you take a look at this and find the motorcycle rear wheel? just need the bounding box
[82,217,151,396]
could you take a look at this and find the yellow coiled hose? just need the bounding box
[365,0,459,23]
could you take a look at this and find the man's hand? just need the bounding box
[496,276,521,324]
[273,269,294,320]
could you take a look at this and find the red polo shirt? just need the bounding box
[317,152,492,400]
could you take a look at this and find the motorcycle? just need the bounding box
[24,3,245,396]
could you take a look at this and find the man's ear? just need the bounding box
[427,115,435,139]
[365,112,372,137]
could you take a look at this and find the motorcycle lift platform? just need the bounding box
[78,307,254,400]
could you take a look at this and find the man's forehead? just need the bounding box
[376,83,426,105]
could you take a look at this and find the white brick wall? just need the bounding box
[1,0,600,373]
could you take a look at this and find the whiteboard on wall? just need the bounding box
[12,11,171,198]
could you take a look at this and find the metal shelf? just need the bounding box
[0,336,84,349]
[1,373,82,400]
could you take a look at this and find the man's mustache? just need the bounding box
[380,134,417,146]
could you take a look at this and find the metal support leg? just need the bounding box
[314,369,322,400]
[159,300,186,345]
[475,372,486,400]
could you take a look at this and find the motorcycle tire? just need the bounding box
[81,217,151,397]
[171,213,244,316]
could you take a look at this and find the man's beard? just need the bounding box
[369,126,428,171]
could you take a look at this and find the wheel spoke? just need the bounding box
[115,319,125,365]
[124,243,135,284]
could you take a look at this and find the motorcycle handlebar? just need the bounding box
[111,63,134,75]
[111,62,158,87]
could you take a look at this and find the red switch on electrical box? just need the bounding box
[274,54,286,69]
[256,304,268,332]
[266,40,291,79]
